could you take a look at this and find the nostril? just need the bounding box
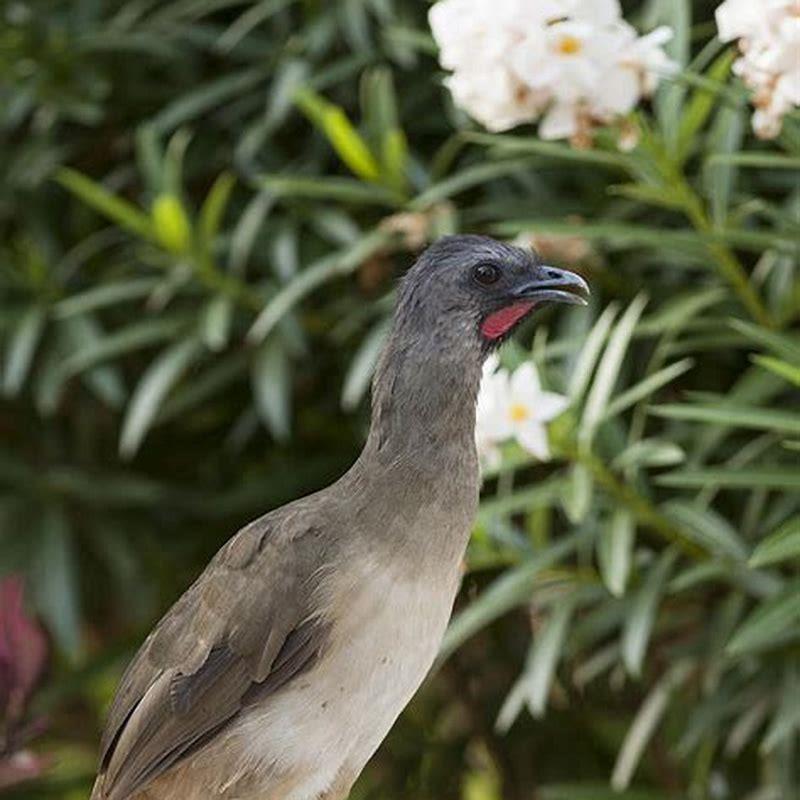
[545,269,561,280]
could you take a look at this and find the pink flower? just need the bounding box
[0,576,50,789]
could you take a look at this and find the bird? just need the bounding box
[91,234,589,800]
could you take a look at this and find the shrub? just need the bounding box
[0,1,798,798]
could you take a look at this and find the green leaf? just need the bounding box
[657,468,800,491]
[200,296,233,352]
[561,464,593,524]
[361,67,408,193]
[260,175,398,206]
[31,505,81,660]
[761,667,800,753]
[464,132,631,168]
[677,49,735,163]
[749,516,800,568]
[198,172,236,251]
[53,278,160,319]
[158,352,248,424]
[247,230,389,343]
[752,355,800,387]
[655,0,691,152]
[608,183,687,212]
[151,193,192,254]
[492,219,797,256]
[540,785,670,800]
[57,167,155,240]
[603,359,694,421]
[637,289,726,336]
[597,510,634,598]
[650,403,800,434]
[727,581,800,656]
[411,158,542,209]
[440,533,584,662]
[57,317,187,380]
[613,439,685,471]
[581,295,648,443]
[478,479,563,522]
[47,316,126,413]
[611,662,693,790]
[251,338,292,441]
[524,596,577,717]
[729,319,800,363]
[568,304,618,402]
[3,308,46,396]
[150,67,268,133]
[708,152,800,169]
[294,88,381,182]
[497,595,577,729]
[661,500,748,561]
[119,338,202,458]
[217,0,295,52]
[621,550,677,678]
[704,105,746,227]
[381,128,409,194]
[341,318,390,411]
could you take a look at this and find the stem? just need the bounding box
[679,187,773,328]
[563,444,704,560]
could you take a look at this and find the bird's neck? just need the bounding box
[362,333,482,469]
[343,328,483,570]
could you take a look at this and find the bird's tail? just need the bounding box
[89,772,108,800]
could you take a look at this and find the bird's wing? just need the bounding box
[94,511,333,800]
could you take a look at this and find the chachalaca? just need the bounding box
[91,234,589,800]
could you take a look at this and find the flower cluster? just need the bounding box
[716,0,800,139]
[476,355,570,468]
[429,0,676,144]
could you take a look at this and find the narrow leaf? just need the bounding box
[582,295,648,442]
[621,550,677,677]
[750,516,800,568]
[119,338,201,458]
[57,168,154,240]
[727,582,800,656]
[3,308,46,396]
[611,662,693,790]
[661,500,748,561]
[651,402,800,434]
[341,318,390,411]
[598,510,634,597]
[251,338,292,441]
[603,359,694,420]
[440,534,584,661]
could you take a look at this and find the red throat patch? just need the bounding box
[480,302,536,340]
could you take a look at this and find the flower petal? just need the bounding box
[537,391,571,421]
[509,361,541,400]
[515,421,551,460]
[539,102,580,140]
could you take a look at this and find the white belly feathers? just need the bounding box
[229,556,461,799]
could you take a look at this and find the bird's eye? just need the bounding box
[473,263,500,286]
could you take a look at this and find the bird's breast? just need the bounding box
[230,557,461,797]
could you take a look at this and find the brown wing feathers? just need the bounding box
[92,516,332,800]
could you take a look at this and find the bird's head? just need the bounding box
[395,234,589,361]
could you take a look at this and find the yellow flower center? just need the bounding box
[557,35,582,55]
[509,403,530,423]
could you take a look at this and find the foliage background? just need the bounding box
[1,0,798,798]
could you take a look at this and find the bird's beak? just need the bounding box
[511,266,590,306]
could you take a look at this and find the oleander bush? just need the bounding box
[1,1,798,798]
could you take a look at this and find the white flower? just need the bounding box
[429,0,676,142]
[475,354,506,469]
[476,360,570,463]
[715,0,800,138]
